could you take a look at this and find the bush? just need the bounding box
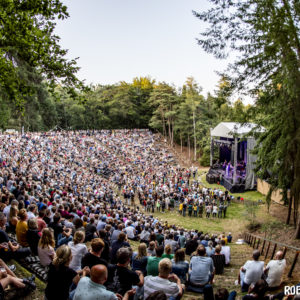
[199,146,210,166]
[246,221,262,232]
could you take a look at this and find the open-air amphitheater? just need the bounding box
[0,129,299,300]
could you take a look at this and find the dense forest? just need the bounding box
[0,76,251,166]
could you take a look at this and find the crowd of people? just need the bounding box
[0,130,296,300]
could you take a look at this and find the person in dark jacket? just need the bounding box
[26,218,40,256]
[110,232,130,264]
[185,235,198,256]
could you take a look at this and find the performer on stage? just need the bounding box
[225,162,231,178]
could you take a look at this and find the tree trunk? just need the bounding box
[193,111,196,161]
[180,133,183,153]
[286,195,292,225]
[188,134,191,160]
[295,217,300,239]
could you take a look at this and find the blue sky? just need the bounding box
[55,0,231,97]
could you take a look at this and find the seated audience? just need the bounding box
[73,264,135,300]
[0,213,30,261]
[215,288,237,300]
[16,208,29,247]
[242,279,267,300]
[162,244,174,260]
[26,218,40,256]
[211,245,226,275]
[144,258,183,299]
[132,243,148,275]
[0,258,36,296]
[220,240,231,265]
[147,241,156,256]
[38,228,56,267]
[264,251,286,289]
[171,249,189,284]
[147,245,164,276]
[188,244,215,299]
[111,232,130,264]
[239,250,264,293]
[45,245,89,300]
[68,231,88,271]
[81,238,107,269]
[106,247,144,297]
[205,241,215,257]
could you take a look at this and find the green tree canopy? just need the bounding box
[0,0,84,106]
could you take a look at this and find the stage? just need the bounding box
[206,166,245,193]
[208,122,264,193]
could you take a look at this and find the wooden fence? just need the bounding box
[244,233,300,278]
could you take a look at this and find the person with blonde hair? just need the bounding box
[68,231,88,271]
[162,244,174,260]
[45,245,90,300]
[132,243,148,275]
[38,228,55,267]
[144,258,183,299]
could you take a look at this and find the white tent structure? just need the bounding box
[209,122,264,191]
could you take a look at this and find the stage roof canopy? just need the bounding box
[211,122,264,139]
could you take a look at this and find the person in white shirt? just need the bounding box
[68,231,88,271]
[264,251,286,288]
[144,258,183,300]
[220,240,231,265]
[27,204,37,220]
[239,250,264,292]
[3,199,18,218]
[124,222,136,240]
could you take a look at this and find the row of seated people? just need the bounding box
[0,206,296,300]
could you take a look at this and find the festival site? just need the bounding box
[1,1,300,300]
